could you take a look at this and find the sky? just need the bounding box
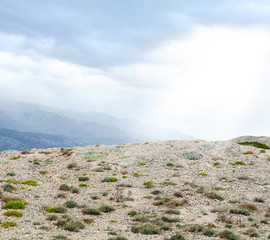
[1,0,270,140]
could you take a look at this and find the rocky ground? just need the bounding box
[0,136,270,240]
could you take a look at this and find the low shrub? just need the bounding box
[2,201,27,209]
[102,177,118,182]
[3,210,23,217]
[1,221,17,228]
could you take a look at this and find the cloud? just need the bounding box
[1,1,270,68]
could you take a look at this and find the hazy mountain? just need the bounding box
[0,101,192,150]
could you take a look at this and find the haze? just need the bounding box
[1,0,270,140]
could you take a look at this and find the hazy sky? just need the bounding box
[1,0,270,140]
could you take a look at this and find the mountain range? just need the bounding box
[0,101,192,151]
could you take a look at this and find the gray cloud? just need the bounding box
[1,1,270,68]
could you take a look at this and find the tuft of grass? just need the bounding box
[10,156,20,160]
[21,180,38,186]
[79,183,87,187]
[206,192,224,201]
[65,200,79,208]
[78,176,89,181]
[3,184,16,193]
[243,151,254,154]
[82,208,100,215]
[169,233,187,240]
[131,224,160,235]
[3,210,23,217]
[59,184,70,191]
[5,179,20,184]
[39,171,48,175]
[238,141,270,149]
[46,207,67,213]
[138,162,146,166]
[230,161,246,165]
[229,208,250,216]
[102,177,118,182]
[1,221,17,228]
[198,172,208,176]
[143,181,154,188]
[2,201,27,209]
[99,204,114,213]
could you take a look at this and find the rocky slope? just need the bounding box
[0,137,270,240]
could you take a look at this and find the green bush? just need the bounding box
[2,221,17,228]
[169,233,187,240]
[46,207,67,213]
[102,177,118,182]
[3,184,16,192]
[82,208,100,215]
[238,141,270,149]
[59,184,70,191]
[10,156,20,160]
[21,180,38,186]
[65,200,79,208]
[131,224,160,234]
[3,210,23,217]
[2,201,27,209]
[99,204,114,213]
[78,177,89,181]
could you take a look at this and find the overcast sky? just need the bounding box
[1,0,270,140]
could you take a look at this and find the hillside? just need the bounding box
[0,101,192,151]
[0,137,270,239]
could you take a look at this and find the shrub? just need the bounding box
[21,149,30,154]
[82,208,100,215]
[1,221,17,228]
[46,207,67,213]
[186,155,200,160]
[151,190,161,195]
[7,172,15,176]
[6,179,20,184]
[39,171,48,175]
[59,184,70,191]
[79,183,87,187]
[240,203,258,211]
[138,162,146,166]
[65,200,79,208]
[51,235,68,240]
[131,224,160,234]
[253,197,264,203]
[47,214,59,221]
[169,233,187,240]
[108,236,128,240]
[78,176,89,181]
[198,172,208,176]
[128,210,138,217]
[21,180,38,186]
[161,216,180,223]
[243,151,253,154]
[99,204,114,213]
[64,224,79,232]
[3,210,23,217]
[229,208,250,216]
[143,181,154,188]
[10,156,20,160]
[67,162,78,169]
[71,187,79,193]
[2,201,26,209]
[206,192,224,201]
[230,161,246,165]
[238,141,270,149]
[102,177,118,182]
[3,184,16,192]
